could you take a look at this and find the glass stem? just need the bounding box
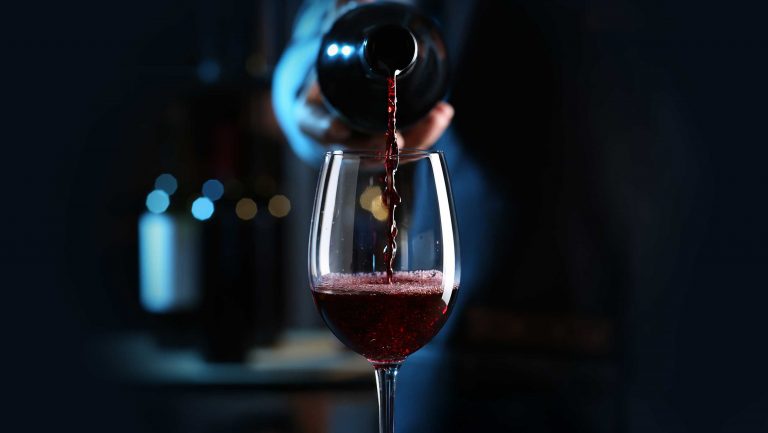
[374,363,401,433]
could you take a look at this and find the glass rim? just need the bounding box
[327,149,443,158]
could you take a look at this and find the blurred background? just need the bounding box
[4,0,768,432]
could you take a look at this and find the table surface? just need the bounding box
[98,329,374,391]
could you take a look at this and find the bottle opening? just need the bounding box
[363,25,418,76]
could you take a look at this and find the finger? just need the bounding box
[345,130,409,151]
[395,132,406,149]
[297,103,352,144]
[345,132,388,150]
[304,82,324,106]
[401,102,454,150]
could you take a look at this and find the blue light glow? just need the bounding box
[139,213,174,312]
[191,197,215,220]
[138,213,201,313]
[341,44,353,57]
[202,179,224,201]
[154,173,178,195]
[197,58,221,84]
[146,190,170,214]
[327,43,339,57]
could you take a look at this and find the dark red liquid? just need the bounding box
[382,74,401,283]
[312,271,458,364]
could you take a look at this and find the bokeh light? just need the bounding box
[370,195,388,221]
[146,190,170,214]
[268,195,291,218]
[359,185,381,211]
[341,44,353,57]
[235,198,258,220]
[327,43,339,57]
[197,58,221,83]
[191,197,215,221]
[202,179,225,201]
[154,173,178,195]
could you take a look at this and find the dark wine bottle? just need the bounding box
[316,1,450,133]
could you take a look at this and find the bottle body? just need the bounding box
[316,2,450,133]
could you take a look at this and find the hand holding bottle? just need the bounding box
[293,0,453,152]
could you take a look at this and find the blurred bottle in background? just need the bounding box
[139,175,202,317]
[136,0,295,363]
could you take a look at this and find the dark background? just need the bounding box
[5,0,768,432]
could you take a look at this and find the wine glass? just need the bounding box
[309,149,460,433]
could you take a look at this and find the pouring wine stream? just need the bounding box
[364,24,418,284]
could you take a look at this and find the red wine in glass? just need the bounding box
[310,150,459,433]
[312,271,458,364]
